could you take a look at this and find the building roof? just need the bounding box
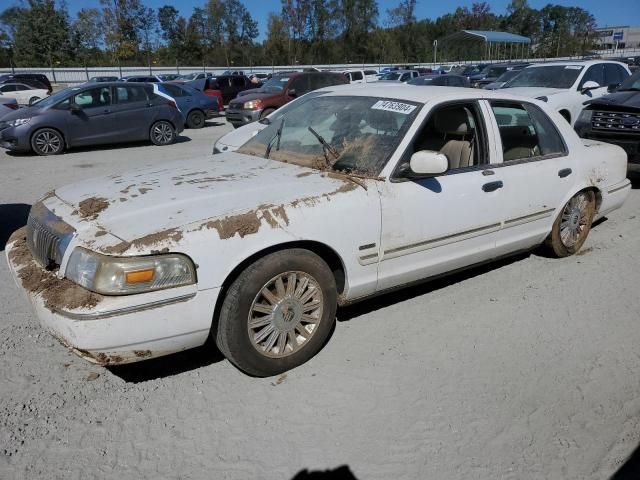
[440,30,531,45]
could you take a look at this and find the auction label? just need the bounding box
[371,100,417,114]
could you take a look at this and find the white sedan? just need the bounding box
[0,82,49,105]
[6,85,631,376]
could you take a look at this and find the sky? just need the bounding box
[29,0,640,40]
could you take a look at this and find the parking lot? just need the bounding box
[1,118,640,479]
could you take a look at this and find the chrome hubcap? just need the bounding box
[153,123,173,143]
[35,131,61,153]
[560,192,590,248]
[248,271,323,358]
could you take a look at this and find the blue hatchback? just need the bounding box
[158,83,219,129]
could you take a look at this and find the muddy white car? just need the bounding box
[6,85,631,376]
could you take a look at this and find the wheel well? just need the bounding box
[559,110,571,123]
[585,186,603,212]
[210,241,347,332]
[30,127,66,148]
[188,108,204,116]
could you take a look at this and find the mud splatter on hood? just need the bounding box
[52,152,362,244]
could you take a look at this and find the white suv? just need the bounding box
[501,60,631,125]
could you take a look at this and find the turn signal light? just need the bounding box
[125,269,155,284]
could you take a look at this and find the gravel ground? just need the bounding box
[1,120,640,480]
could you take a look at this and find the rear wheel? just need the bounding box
[216,249,337,376]
[546,190,595,257]
[149,121,176,146]
[186,110,205,129]
[30,128,64,155]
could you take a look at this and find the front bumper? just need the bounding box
[6,228,219,365]
[0,125,31,151]
[225,107,262,126]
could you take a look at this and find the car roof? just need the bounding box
[314,83,548,104]
[527,60,628,68]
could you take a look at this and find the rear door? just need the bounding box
[110,84,155,141]
[483,99,576,254]
[64,86,115,146]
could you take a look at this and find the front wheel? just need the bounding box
[216,249,337,376]
[546,190,595,257]
[150,121,176,146]
[259,108,275,120]
[186,110,205,129]
[28,96,41,105]
[30,128,64,155]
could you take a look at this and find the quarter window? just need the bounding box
[490,102,566,162]
[351,71,363,81]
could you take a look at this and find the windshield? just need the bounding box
[180,73,200,81]
[237,96,420,176]
[486,66,508,77]
[618,69,640,91]
[495,70,521,83]
[504,65,583,89]
[259,76,290,92]
[380,72,402,81]
[30,86,78,108]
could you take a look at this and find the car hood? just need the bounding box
[51,152,359,248]
[584,90,640,110]
[0,106,39,122]
[234,91,278,103]
[216,123,266,150]
[236,88,265,97]
[499,87,565,98]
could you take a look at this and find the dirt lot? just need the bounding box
[1,120,640,480]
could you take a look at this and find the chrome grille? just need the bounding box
[592,110,640,132]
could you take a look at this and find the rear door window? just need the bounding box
[115,85,148,104]
[162,84,186,97]
[351,71,363,81]
[289,75,310,95]
[490,101,566,162]
[231,77,245,87]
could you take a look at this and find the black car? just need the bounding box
[470,63,529,88]
[407,74,470,87]
[574,69,640,164]
[0,82,185,155]
[191,75,254,104]
[0,73,52,93]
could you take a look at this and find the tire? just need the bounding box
[28,96,41,105]
[186,110,205,129]
[216,249,338,377]
[149,120,176,146]
[30,128,64,156]
[259,108,275,120]
[545,190,595,257]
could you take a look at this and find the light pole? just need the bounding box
[433,39,437,65]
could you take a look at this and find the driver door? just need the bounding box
[376,101,505,291]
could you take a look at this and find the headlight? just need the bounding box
[8,118,31,127]
[65,247,196,295]
[536,96,548,102]
[577,109,593,124]
[243,100,262,110]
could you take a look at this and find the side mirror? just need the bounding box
[409,150,448,176]
[607,83,620,93]
[287,88,297,98]
[581,80,600,94]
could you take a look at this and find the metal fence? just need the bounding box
[0,48,637,85]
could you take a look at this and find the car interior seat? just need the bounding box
[417,107,475,169]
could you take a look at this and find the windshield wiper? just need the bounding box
[308,126,339,168]
[264,117,285,158]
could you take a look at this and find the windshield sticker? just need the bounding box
[371,100,416,114]
[565,66,582,69]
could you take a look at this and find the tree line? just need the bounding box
[0,0,599,68]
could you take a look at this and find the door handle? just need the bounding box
[103,109,111,114]
[482,169,495,176]
[558,168,572,178]
[482,180,503,192]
